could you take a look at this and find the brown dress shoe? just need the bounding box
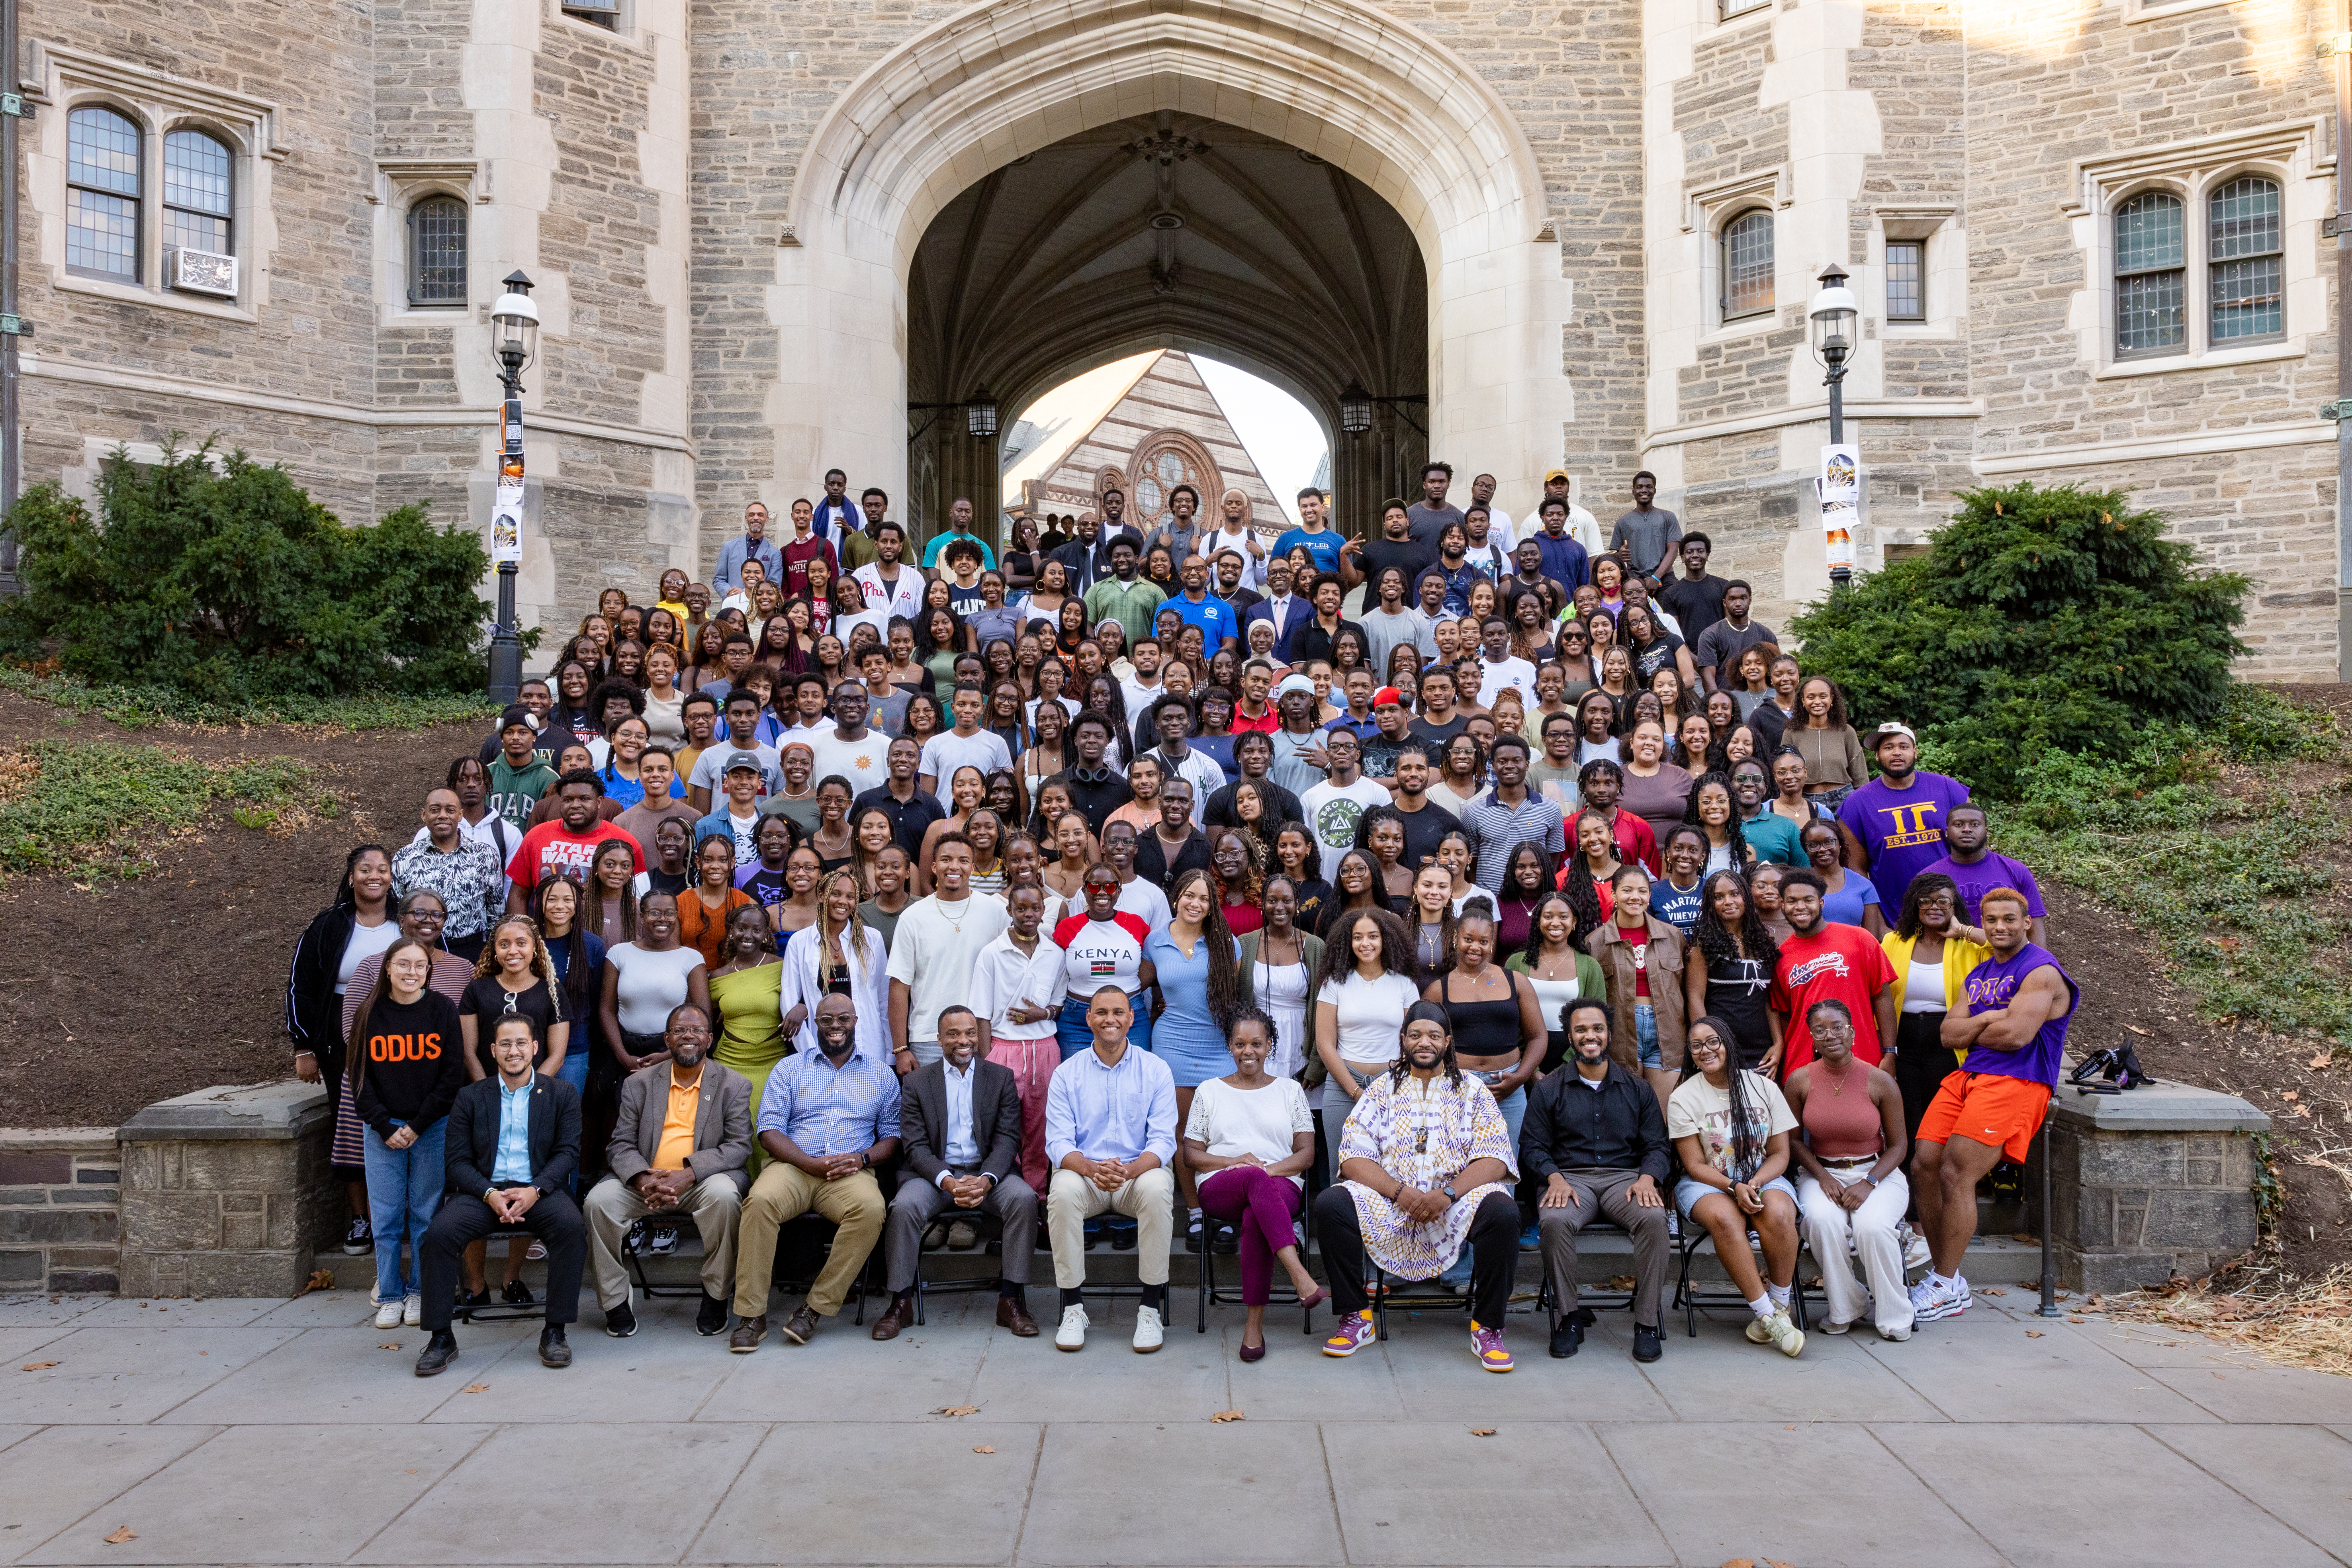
[729,1314,767,1353]
[871,1296,912,1341]
[781,1305,822,1345]
[996,1295,1040,1337]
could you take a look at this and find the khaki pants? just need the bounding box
[583,1173,744,1311]
[732,1163,886,1318]
[1047,1166,1173,1290]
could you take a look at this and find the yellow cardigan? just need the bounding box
[1880,928,1991,1064]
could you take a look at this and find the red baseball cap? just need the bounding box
[1372,686,1405,707]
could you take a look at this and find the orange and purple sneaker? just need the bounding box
[1471,1320,1513,1372]
[1322,1308,1378,1357]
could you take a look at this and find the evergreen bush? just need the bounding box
[1788,480,2248,796]
[0,440,494,701]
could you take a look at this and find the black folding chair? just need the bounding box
[454,1222,549,1324]
[765,1211,882,1326]
[1195,1163,1322,1335]
[1673,1218,1810,1337]
[910,1209,1005,1326]
[1532,1214,1639,1331]
[622,1207,706,1301]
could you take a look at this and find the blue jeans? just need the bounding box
[1633,1003,1663,1069]
[363,1119,447,1303]
[553,1043,589,1097]
[1055,994,1151,1061]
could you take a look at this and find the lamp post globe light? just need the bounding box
[1808,263,1858,444]
[1338,382,1373,437]
[486,270,539,705]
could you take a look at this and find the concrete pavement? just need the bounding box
[0,1285,2346,1567]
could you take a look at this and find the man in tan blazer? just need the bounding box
[585,1002,753,1338]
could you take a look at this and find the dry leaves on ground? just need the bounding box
[2025,1330,2045,1338]
[1470,1427,1496,1437]
[102,1529,136,1545]
[933,1405,980,1417]
[462,1384,489,1394]
[294,1268,335,1297]
[972,1445,995,1454]
[1980,1287,2007,1296]
[378,1342,402,1351]
[2102,1264,2352,1376]
[1210,1409,1245,1423]
[20,1362,58,1372]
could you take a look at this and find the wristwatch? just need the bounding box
[1441,1183,1458,1202]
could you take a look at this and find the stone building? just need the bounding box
[20,1,2343,675]
[998,349,1289,548]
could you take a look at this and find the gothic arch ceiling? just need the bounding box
[908,112,1427,426]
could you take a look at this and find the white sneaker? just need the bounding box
[1764,1310,1805,1358]
[1910,1276,1967,1322]
[1821,1317,1854,1335]
[374,1299,402,1329]
[1879,1322,1912,1341]
[1055,1303,1090,1352]
[1132,1305,1164,1353]
[401,1294,421,1327]
[1744,1311,1775,1344]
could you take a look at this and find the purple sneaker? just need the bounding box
[1322,1309,1378,1357]
[1471,1320,1514,1372]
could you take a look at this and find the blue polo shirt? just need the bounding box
[1170,591,1240,650]
[1272,527,1346,576]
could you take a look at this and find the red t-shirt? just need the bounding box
[506,819,644,895]
[1616,920,1651,998]
[1563,808,1659,878]
[1769,922,1897,1071]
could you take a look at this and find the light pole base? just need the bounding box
[487,561,522,706]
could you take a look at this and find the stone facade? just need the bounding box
[115,1083,343,1300]
[16,0,2344,672]
[2028,1078,2270,1296]
[0,1129,120,1294]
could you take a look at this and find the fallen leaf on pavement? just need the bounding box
[295,1268,335,1297]
[103,1528,137,1545]
[20,1362,58,1372]
[1980,1287,2007,1296]
[1470,1428,1496,1437]
[1607,1275,1638,1292]
[463,1384,489,1393]
[2068,1315,2086,1324]
[933,1405,980,1417]
[2025,1330,2045,1339]
[2084,1294,2105,1310]
[972,1445,995,1454]
[378,1342,403,1351]
[1211,1409,1245,1423]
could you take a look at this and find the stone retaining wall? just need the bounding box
[0,1128,121,1294]
[116,1082,344,1300]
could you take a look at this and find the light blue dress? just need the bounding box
[1145,928,1243,1086]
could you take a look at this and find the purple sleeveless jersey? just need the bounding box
[1958,942,2077,1088]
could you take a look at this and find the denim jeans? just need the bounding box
[1632,1003,1663,1069]
[363,1118,448,1303]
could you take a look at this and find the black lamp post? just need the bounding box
[1808,264,1860,586]
[487,270,539,705]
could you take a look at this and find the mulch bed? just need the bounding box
[0,690,485,1128]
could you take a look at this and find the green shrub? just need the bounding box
[1789,481,2248,797]
[0,740,325,877]
[0,438,495,701]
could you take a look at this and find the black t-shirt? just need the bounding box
[458,975,562,1070]
[1205,777,1304,832]
[1357,537,1438,598]
[1407,714,1470,750]
[851,783,945,857]
[1630,632,1687,685]
[1657,573,1730,644]
[1391,799,1463,868]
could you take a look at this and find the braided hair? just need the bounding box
[1682,1013,1764,1181]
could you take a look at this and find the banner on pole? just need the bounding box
[493,394,525,564]
[1817,442,1858,577]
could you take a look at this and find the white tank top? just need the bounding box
[1904,953,1946,1013]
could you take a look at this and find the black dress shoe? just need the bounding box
[604,1302,638,1338]
[696,1293,730,1337]
[454,1286,491,1312]
[1549,1317,1585,1359]
[1632,1323,1663,1363]
[503,1280,536,1307]
[1109,1224,1137,1252]
[414,1330,459,1377]
[538,1324,572,1368]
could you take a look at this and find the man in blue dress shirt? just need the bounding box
[1045,987,1178,1354]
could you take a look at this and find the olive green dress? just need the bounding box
[708,959,788,1170]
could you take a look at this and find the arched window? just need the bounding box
[1720,209,1774,321]
[67,106,142,280]
[2209,175,2282,343]
[162,129,233,256]
[2114,191,2186,357]
[407,195,468,306]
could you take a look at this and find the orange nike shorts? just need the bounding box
[1918,1072,2051,1163]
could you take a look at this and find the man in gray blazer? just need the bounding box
[585,1002,753,1339]
[871,1005,1040,1339]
